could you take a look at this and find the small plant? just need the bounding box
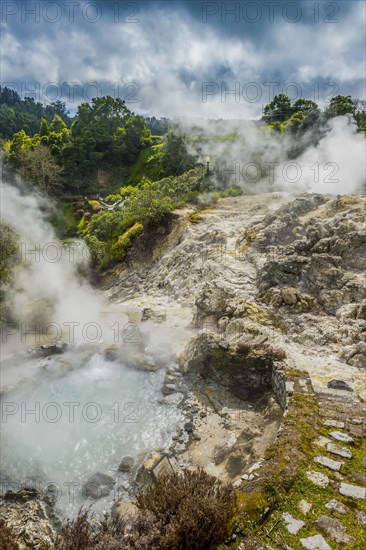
[189,212,202,223]
[224,186,243,197]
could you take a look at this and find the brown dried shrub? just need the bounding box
[136,468,236,550]
[56,469,236,550]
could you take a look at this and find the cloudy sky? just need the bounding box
[1,0,365,118]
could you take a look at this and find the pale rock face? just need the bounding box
[3,194,365,545]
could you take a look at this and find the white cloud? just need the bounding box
[1,2,364,118]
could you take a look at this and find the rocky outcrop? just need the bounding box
[0,490,57,549]
[181,332,287,409]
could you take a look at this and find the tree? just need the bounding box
[281,110,306,134]
[325,95,356,118]
[39,117,50,137]
[45,100,69,123]
[6,129,35,166]
[263,94,293,122]
[71,96,131,146]
[113,115,152,163]
[0,86,21,105]
[354,99,366,133]
[19,145,63,195]
[0,87,71,139]
[162,131,197,175]
[50,114,68,133]
[292,98,319,115]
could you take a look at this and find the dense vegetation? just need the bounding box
[1,86,365,273]
[0,86,71,140]
[263,93,366,135]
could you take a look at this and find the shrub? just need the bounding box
[225,186,243,197]
[119,185,140,198]
[56,509,126,550]
[57,469,236,550]
[111,223,143,260]
[105,193,122,203]
[82,167,205,268]
[84,235,109,268]
[136,469,236,550]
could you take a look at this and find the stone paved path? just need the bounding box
[285,380,363,549]
[239,374,365,549]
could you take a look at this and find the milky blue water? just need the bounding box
[1,353,181,516]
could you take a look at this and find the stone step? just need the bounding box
[282,512,305,535]
[323,419,345,429]
[339,482,366,500]
[356,510,366,526]
[314,515,354,546]
[329,431,354,444]
[306,470,329,487]
[325,499,348,514]
[300,534,332,550]
[314,456,343,472]
[326,443,352,459]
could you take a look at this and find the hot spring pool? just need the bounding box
[0,352,182,516]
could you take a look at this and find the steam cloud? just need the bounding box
[0,176,122,350]
[184,115,366,195]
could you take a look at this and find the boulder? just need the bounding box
[118,457,135,473]
[82,472,116,499]
[328,380,353,392]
